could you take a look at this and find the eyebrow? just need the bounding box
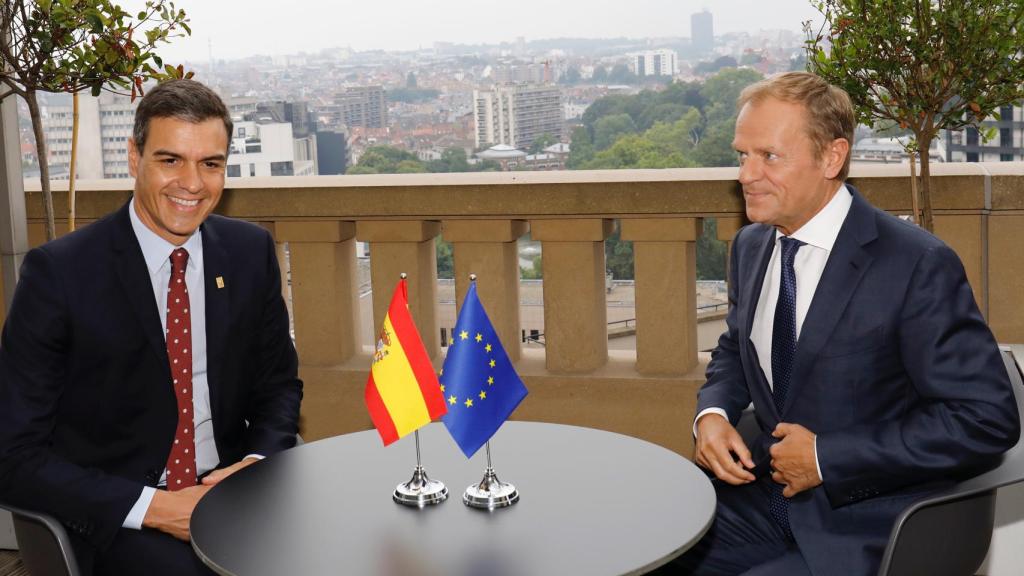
[151,149,227,163]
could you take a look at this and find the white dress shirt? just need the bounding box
[122,198,219,529]
[696,184,853,481]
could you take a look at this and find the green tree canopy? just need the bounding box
[592,113,637,150]
[0,0,189,240]
[806,0,1024,230]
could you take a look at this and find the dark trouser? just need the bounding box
[658,476,813,576]
[89,528,215,576]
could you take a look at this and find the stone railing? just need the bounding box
[19,162,1024,456]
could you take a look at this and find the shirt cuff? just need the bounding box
[693,407,729,438]
[243,454,265,461]
[122,486,157,530]
[814,435,823,482]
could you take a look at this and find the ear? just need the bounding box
[128,138,140,178]
[823,138,849,179]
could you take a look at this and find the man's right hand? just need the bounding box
[141,484,211,541]
[695,413,756,485]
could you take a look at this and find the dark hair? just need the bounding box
[132,79,233,154]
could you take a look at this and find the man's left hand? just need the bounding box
[201,456,260,487]
[770,423,822,497]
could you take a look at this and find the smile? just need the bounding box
[168,197,200,207]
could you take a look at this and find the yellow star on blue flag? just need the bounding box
[440,282,528,458]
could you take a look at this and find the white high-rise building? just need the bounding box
[474,84,563,150]
[944,103,1024,162]
[227,118,314,178]
[632,49,679,77]
[41,93,135,180]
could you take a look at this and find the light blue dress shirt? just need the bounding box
[122,198,219,529]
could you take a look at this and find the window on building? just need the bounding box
[249,164,256,177]
[1000,127,1011,146]
[966,152,979,162]
[966,128,979,146]
[1001,153,1014,162]
[270,161,294,176]
[227,165,241,177]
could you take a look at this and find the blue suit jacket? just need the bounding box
[0,202,302,554]
[697,187,1019,576]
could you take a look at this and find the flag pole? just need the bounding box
[461,274,519,509]
[464,439,519,509]
[392,273,448,507]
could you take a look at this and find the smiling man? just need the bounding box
[671,72,1019,575]
[0,80,302,575]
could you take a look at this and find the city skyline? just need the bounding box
[121,0,824,62]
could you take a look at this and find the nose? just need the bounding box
[179,163,203,193]
[738,157,761,185]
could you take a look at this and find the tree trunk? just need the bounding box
[909,150,920,224]
[25,89,56,241]
[68,91,79,232]
[918,133,935,232]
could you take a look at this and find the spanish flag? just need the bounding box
[365,279,447,445]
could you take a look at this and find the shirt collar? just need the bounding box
[776,183,853,252]
[128,197,204,275]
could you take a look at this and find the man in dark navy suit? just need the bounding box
[0,80,302,575]
[677,72,1019,575]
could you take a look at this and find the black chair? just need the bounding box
[1,504,81,576]
[876,347,1024,576]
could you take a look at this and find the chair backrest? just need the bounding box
[2,505,80,576]
[877,348,1024,576]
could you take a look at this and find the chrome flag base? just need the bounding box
[393,465,448,507]
[463,467,519,509]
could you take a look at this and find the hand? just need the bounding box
[142,484,211,541]
[201,456,260,487]
[770,422,822,497]
[695,413,756,485]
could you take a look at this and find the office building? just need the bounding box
[692,10,714,54]
[315,129,349,175]
[474,84,563,150]
[632,50,679,77]
[330,86,388,129]
[41,93,135,180]
[945,103,1024,162]
[227,114,314,178]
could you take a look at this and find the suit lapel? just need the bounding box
[741,226,778,414]
[201,220,230,416]
[112,203,170,371]
[782,189,877,416]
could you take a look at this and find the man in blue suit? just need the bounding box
[0,80,302,575]
[679,72,1019,575]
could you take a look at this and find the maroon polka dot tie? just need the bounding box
[164,248,197,490]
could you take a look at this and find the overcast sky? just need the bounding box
[122,0,824,62]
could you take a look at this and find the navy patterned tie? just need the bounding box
[769,236,803,538]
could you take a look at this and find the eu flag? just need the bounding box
[440,282,528,458]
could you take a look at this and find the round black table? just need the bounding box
[191,421,716,576]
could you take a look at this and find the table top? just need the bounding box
[191,421,715,576]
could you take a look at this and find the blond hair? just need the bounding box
[738,72,855,180]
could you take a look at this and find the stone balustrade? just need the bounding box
[17,162,1024,456]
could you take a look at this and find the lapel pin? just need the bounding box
[216,276,225,289]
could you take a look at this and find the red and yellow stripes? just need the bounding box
[365,279,447,445]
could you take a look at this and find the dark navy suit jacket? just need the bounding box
[0,202,302,555]
[697,187,1019,576]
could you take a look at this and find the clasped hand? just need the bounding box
[143,457,259,541]
[696,415,822,497]
[769,422,822,497]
